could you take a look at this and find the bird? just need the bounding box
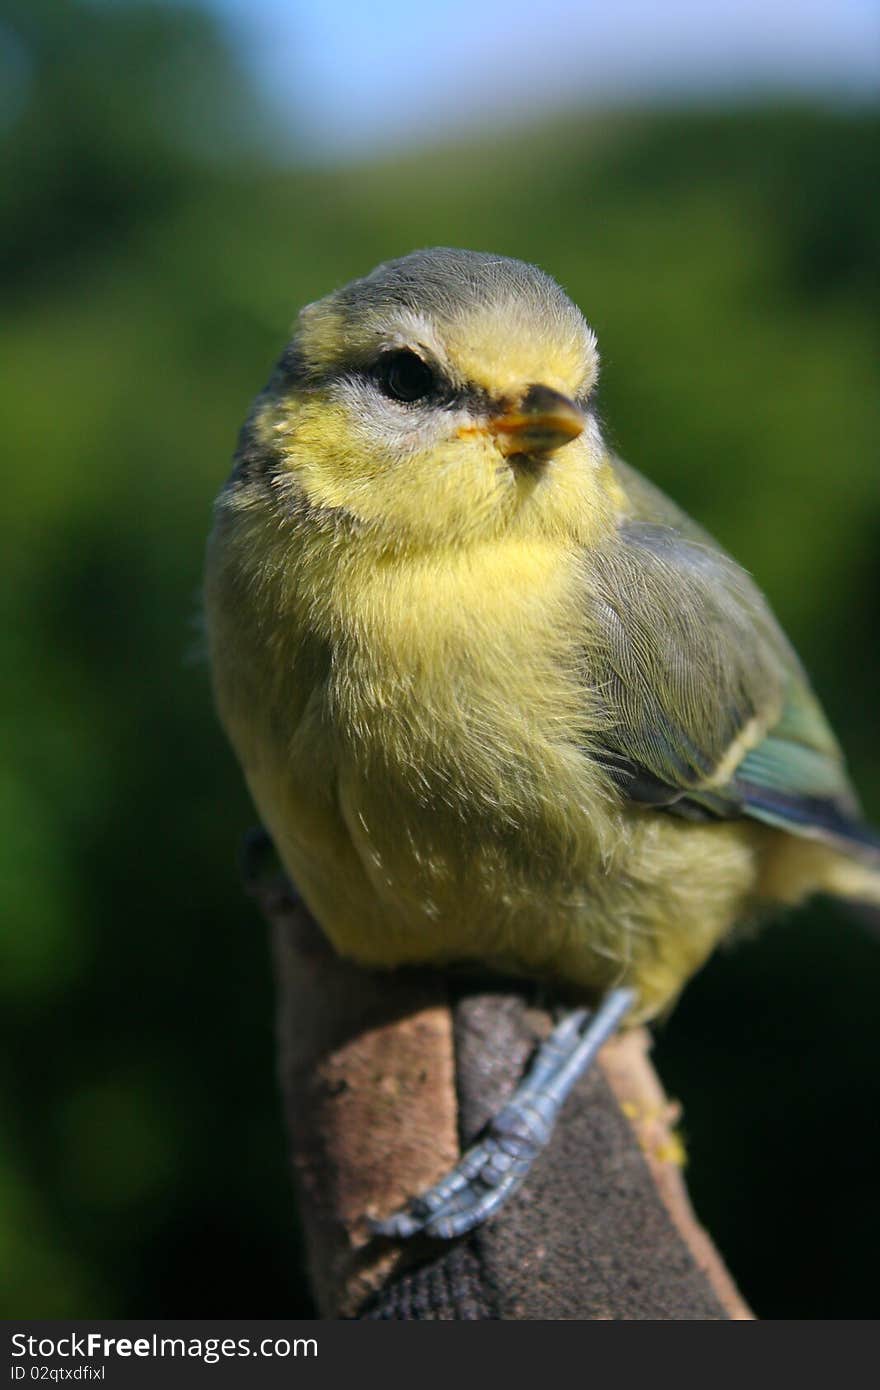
[204,247,880,1238]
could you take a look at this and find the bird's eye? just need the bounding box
[375,350,436,403]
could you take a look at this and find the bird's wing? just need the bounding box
[586,460,877,854]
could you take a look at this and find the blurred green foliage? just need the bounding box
[2,0,878,1320]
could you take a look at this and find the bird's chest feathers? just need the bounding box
[214,517,621,974]
[315,541,608,850]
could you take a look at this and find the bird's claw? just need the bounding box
[370,988,635,1240]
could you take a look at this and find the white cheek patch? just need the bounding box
[331,376,468,468]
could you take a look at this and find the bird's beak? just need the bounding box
[491,384,586,460]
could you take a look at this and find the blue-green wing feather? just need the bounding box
[589,458,877,855]
[734,699,880,852]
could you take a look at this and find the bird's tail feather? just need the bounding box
[817,832,880,941]
[764,818,880,917]
[824,853,880,910]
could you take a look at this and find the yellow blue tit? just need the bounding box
[204,249,880,1238]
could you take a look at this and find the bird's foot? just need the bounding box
[370,986,635,1240]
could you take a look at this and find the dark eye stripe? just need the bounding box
[278,343,498,419]
[370,356,501,419]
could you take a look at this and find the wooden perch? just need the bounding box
[249,851,752,1320]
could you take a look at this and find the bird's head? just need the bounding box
[236,249,612,551]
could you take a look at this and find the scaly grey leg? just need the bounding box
[371,986,635,1240]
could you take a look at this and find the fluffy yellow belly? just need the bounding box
[209,524,764,1022]
[246,706,760,1023]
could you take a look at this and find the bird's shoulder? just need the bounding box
[582,454,863,838]
[604,453,721,544]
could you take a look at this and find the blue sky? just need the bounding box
[202,0,880,157]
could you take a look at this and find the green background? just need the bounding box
[2,0,878,1319]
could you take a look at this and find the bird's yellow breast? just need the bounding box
[206,499,761,1018]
